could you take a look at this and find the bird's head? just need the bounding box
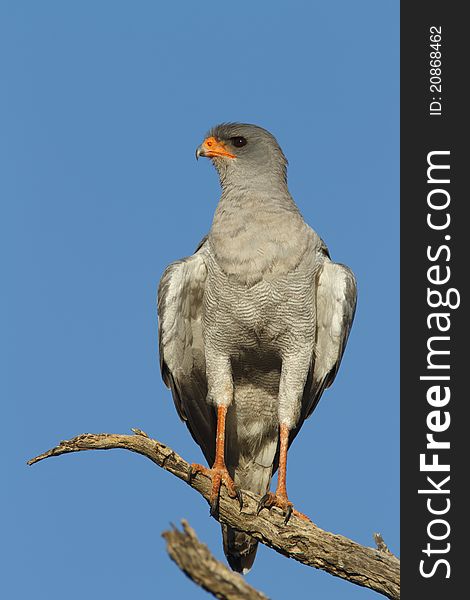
[196,123,288,189]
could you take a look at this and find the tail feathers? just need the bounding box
[222,525,258,574]
[223,440,277,573]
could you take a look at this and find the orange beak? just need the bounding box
[195,136,236,160]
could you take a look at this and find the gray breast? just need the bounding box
[203,248,317,356]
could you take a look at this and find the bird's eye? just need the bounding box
[230,136,247,148]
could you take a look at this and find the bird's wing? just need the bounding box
[157,240,216,464]
[297,255,357,430]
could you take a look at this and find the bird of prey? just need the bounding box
[157,123,357,573]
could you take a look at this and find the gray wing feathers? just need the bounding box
[158,244,216,464]
[301,259,357,422]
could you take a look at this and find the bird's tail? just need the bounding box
[222,442,276,573]
[222,524,259,574]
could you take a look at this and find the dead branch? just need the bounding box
[374,533,394,555]
[28,431,400,599]
[163,520,269,600]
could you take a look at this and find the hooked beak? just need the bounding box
[195,136,236,161]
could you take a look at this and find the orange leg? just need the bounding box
[276,423,290,500]
[257,424,311,524]
[191,406,240,515]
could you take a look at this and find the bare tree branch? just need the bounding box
[28,431,400,599]
[163,520,269,600]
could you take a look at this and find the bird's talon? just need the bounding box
[236,488,244,512]
[257,493,271,515]
[187,466,195,483]
[189,462,206,483]
[191,462,238,516]
[210,495,220,517]
[284,504,293,525]
[257,491,296,523]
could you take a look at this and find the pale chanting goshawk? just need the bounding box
[158,123,357,573]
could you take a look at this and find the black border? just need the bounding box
[401,3,465,597]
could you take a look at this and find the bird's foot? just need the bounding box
[190,463,242,516]
[257,491,311,525]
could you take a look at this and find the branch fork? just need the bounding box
[28,430,400,599]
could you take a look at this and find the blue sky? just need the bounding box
[1,2,399,598]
